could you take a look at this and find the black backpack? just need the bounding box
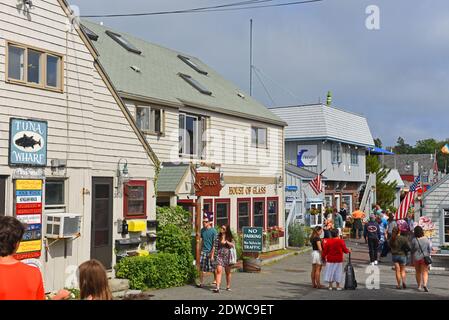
[344,253,357,290]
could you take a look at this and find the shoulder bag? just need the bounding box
[417,238,432,265]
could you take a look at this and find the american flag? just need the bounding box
[396,176,421,220]
[309,174,323,195]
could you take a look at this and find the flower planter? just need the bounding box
[243,258,261,273]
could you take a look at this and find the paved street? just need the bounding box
[148,239,449,300]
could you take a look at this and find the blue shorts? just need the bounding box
[392,255,407,265]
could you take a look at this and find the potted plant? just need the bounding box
[242,252,261,273]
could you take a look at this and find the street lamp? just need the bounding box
[116,158,130,197]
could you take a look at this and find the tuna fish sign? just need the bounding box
[9,118,48,167]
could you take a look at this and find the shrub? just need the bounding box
[115,253,187,290]
[156,206,193,234]
[156,223,197,283]
[288,223,306,247]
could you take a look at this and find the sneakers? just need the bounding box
[328,287,333,291]
[336,287,343,291]
[423,286,429,293]
[374,260,378,265]
[212,288,220,293]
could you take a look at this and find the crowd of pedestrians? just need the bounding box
[309,203,434,293]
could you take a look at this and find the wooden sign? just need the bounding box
[194,173,222,197]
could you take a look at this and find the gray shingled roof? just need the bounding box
[285,163,327,180]
[422,173,449,198]
[380,154,435,176]
[81,20,286,127]
[269,104,374,147]
[157,164,189,193]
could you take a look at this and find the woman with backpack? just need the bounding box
[388,226,411,289]
[211,225,235,293]
[411,226,432,292]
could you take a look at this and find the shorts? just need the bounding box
[392,255,407,265]
[200,251,215,272]
[414,259,428,267]
[311,250,322,265]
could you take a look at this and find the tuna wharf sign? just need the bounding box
[9,118,48,167]
[242,227,263,252]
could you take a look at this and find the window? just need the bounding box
[178,55,208,75]
[444,209,449,244]
[215,199,230,228]
[136,106,164,134]
[179,73,212,95]
[179,113,206,157]
[267,198,279,227]
[332,143,342,164]
[81,24,99,41]
[124,181,147,219]
[237,199,251,231]
[350,149,358,165]
[45,180,65,211]
[203,199,213,215]
[253,198,265,229]
[7,43,63,91]
[106,30,141,54]
[251,127,267,148]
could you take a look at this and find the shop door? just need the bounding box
[334,194,341,211]
[0,176,6,216]
[91,177,113,269]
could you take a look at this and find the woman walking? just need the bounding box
[78,259,112,300]
[388,227,411,289]
[322,229,351,290]
[411,226,432,292]
[211,225,235,293]
[310,226,325,289]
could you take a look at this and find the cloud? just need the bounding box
[69,0,449,146]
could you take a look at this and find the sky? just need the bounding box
[68,0,449,147]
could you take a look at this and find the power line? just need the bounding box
[81,0,325,18]
[253,66,277,106]
[252,65,302,103]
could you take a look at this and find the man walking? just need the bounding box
[364,214,381,265]
[339,203,348,229]
[196,212,217,288]
[333,208,344,238]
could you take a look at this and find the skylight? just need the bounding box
[106,30,141,55]
[179,73,212,95]
[178,55,208,75]
[81,24,99,41]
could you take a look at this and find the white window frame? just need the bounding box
[350,149,359,166]
[251,127,268,149]
[135,105,164,135]
[44,179,67,213]
[332,143,342,164]
[179,113,204,158]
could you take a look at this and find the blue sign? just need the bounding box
[9,118,48,167]
[285,185,298,192]
[16,190,42,197]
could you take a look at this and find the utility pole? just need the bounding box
[249,18,253,96]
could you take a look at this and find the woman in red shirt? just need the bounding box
[322,229,351,290]
[0,216,45,300]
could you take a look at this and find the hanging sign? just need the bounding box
[297,145,318,167]
[14,179,43,260]
[9,118,48,167]
[194,173,222,197]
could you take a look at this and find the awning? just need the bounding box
[157,163,189,193]
[368,147,395,155]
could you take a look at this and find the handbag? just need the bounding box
[417,238,432,265]
[229,247,237,265]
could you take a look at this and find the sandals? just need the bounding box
[226,288,232,291]
[196,283,204,288]
[213,288,220,293]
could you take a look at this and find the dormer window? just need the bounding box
[178,55,207,75]
[106,30,141,55]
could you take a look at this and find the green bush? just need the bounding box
[115,253,187,290]
[156,223,197,283]
[288,223,306,247]
[156,206,193,234]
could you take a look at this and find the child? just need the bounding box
[78,259,112,300]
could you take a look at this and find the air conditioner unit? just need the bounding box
[45,213,81,239]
